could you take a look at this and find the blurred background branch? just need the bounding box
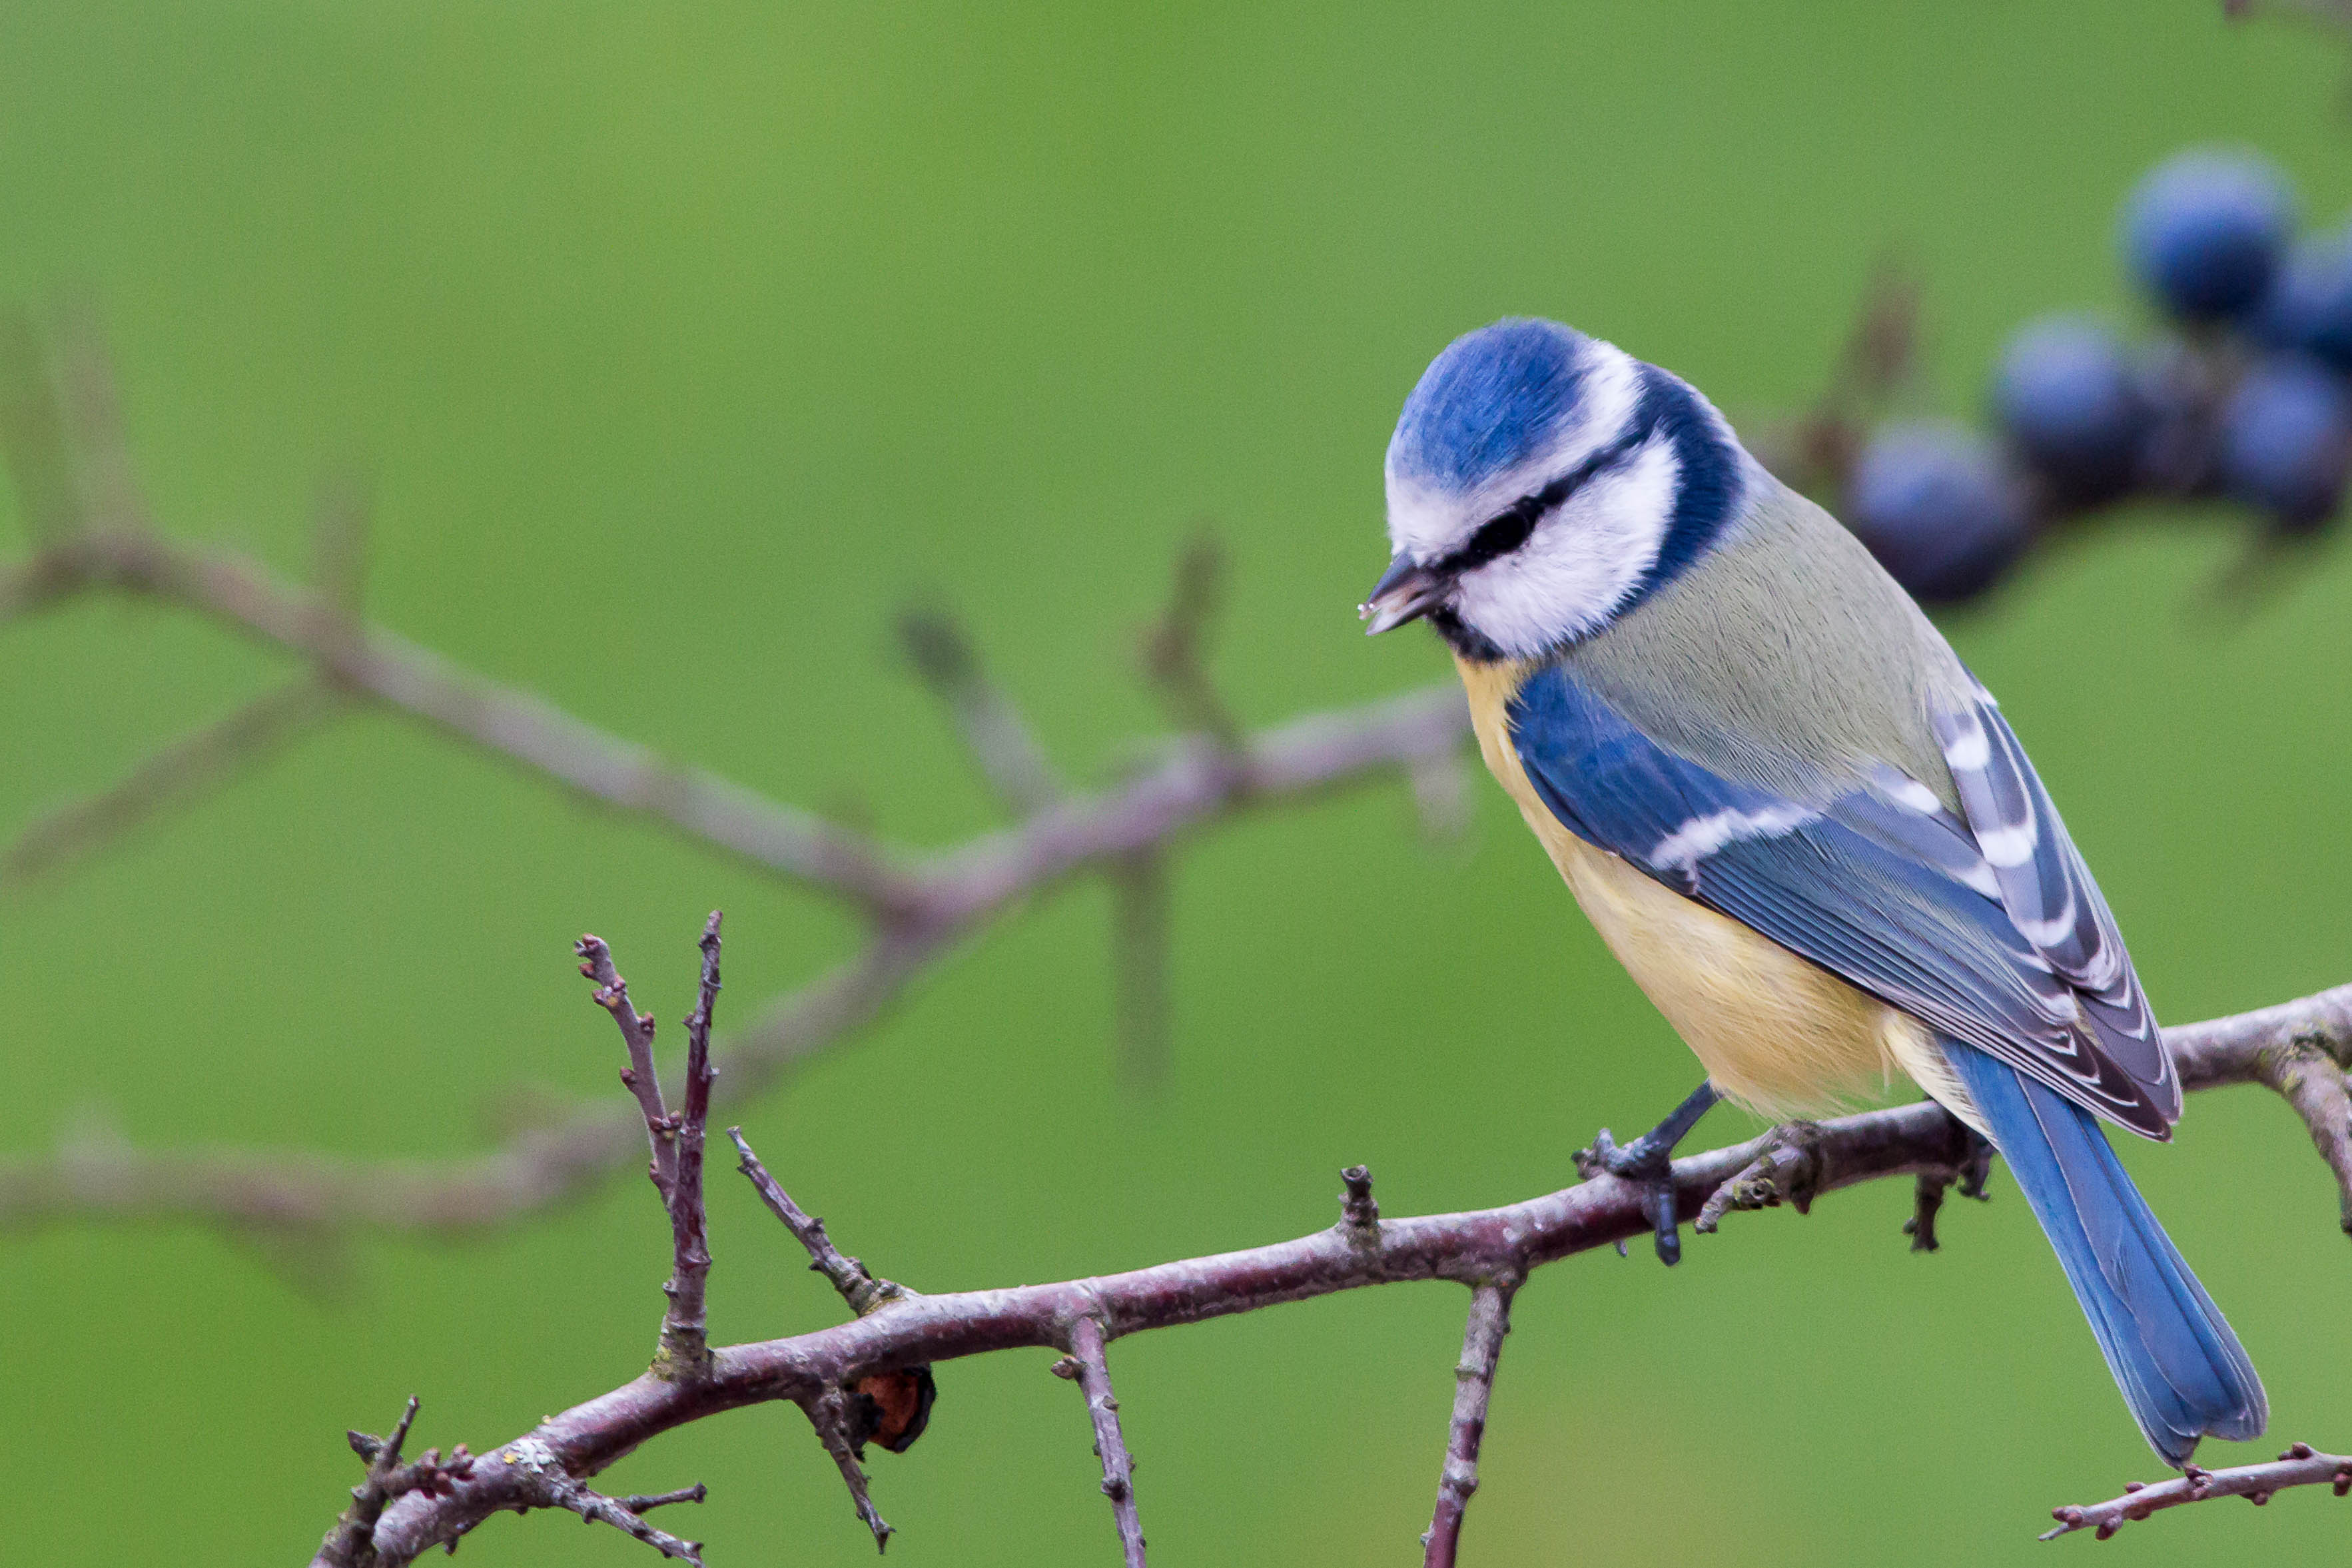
[0,320,1471,1238]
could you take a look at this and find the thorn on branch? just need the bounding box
[1065,1316,1148,1568]
[897,605,1063,815]
[615,1485,709,1513]
[1340,1164,1380,1230]
[727,1127,909,1316]
[1421,1279,1516,1568]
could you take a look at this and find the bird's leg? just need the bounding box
[1577,1080,1720,1265]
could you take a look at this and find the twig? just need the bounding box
[728,1126,905,1316]
[1061,1316,1147,1567]
[1109,848,1172,1088]
[316,1396,424,1568]
[580,924,721,1379]
[1137,532,1243,757]
[50,307,153,536]
[807,1385,895,1553]
[2043,1441,2352,1540]
[1405,749,1475,844]
[897,607,1062,815]
[2248,1028,2352,1232]
[2169,986,2352,1227]
[325,977,2352,1565]
[453,1433,705,1565]
[309,471,370,631]
[655,912,723,1378]
[0,677,343,889]
[547,1477,705,1564]
[1748,259,1922,497]
[577,935,671,1187]
[1421,1279,1516,1568]
[0,311,81,544]
[1692,1120,1830,1232]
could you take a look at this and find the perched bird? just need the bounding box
[1360,318,2265,1466]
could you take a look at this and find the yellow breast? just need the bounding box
[1456,655,1966,1123]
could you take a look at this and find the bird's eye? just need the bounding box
[1461,504,1539,566]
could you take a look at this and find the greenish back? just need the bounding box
[1558,470,1973,813]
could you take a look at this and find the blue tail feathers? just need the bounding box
[1942,1042,2266,1466]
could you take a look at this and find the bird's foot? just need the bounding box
[1692,1120,1828,1236]
[1575,1080,1719,1266]
[1902,1108,1996,1253]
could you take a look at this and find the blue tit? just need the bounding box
[1360,318,2264,1467]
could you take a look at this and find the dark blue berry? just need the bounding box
[2124,149,2296,321]
[1993,316,2150,502]
[1845,423,2033,602]
[2216,357,2352,532]
[2254,224,2352,371]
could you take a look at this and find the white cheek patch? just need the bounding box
[1450,438,1679,656]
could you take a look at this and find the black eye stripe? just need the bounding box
[1439,428,1647,574]
[1461,503,1538,565]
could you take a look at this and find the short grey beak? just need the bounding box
[1358,551,1445,635]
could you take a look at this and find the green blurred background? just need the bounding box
[3,2,2349,1562]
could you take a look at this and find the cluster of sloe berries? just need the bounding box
[1846,147,2349,603]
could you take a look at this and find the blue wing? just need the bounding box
[1508,665,2173,1137]
[1932,687,2174,1120]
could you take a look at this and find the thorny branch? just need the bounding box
[2044,1441,2352,1540]
[0,325,1472,1238]
[1421,1278,1516,1568]
[1058,1317,1148,1568]
[307,937,2352,1567]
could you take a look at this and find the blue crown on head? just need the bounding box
[1388,318,1591,492]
